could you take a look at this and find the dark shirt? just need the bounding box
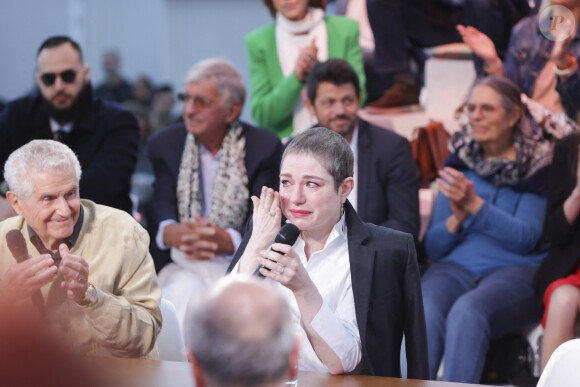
[28,206,84,267]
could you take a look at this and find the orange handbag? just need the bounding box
[411,121,450,188]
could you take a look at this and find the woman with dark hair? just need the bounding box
[229,127,428,378]
[421,76,561,383]
[533,131,580,371]
[246,0,366,139]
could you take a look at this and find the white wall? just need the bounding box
[0,0,272,122]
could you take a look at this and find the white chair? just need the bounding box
[156,298,188,362]
[537,338,580,387]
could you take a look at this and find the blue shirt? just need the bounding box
[424,170,548,279]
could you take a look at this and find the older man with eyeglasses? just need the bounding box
[147,58,282,330]
[0,35,139,218]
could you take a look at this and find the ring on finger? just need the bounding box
[279,263,285,275]
[76,275,83,282]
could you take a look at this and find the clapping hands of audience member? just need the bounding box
[437,167,483,233]
[0,255,57,303]
[164,217,235,260]
[59,244,90,304]
[456,25,504,76]
[552,20,577,73]
[294,38,318,83]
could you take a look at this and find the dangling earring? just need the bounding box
[340,202,345,232]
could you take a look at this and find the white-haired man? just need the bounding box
[185,277,299,387]
[0,140,161,359]
[148,58,282,329]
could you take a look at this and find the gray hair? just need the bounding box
[283,126,354,190]
[184,58,246,112]
[468,76,523,130]
[185,276,295,387]
[4,140,82,200]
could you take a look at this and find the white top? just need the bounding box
[231,215,362,373]
[275,8,328,136]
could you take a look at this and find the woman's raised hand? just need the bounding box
[457,25,499,65]
[249,187,282,251]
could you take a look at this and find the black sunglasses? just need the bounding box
[40,69,77,86]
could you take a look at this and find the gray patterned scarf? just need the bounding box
[176,121,249,230]
[449,94,578,186]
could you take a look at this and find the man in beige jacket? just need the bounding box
[0,139,161,358]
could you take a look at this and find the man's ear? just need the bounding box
[224,103,243,125]
[304,96,316,117]
[188,350,206,387]
[82,65,90,83]
[6,192,23,216]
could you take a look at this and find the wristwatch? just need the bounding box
[79,283,98,307]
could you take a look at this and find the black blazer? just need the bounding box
[228,201,429,379]
[147,122,282,272]
[355,119,420,240]
[0,88,139,214]
[533,133,580,304]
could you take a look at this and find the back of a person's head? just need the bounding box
[185,277,295,387]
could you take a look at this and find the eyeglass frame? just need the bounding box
[176,92,214,110]
[39,69,78,87]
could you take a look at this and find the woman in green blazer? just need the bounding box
[247,0,366,139]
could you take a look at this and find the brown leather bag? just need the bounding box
[411,121,450,187]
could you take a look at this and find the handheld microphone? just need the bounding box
[6,230,45,314]
[253,223,300,278]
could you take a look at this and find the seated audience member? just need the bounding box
[0,36,139,217]
[533,132,580,371]
[148,58,282,329]
[185,277,299,387]
[247,0,366,139]
[149,84,177,135]
[94,50,132,104]
[0,140,161,358]
[229,127,428,378]
[458,0,580,120]
[421,76,555,383]
[366,0,530,108]
[305,59,419,240]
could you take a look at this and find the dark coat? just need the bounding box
[355,118,420,240]
[533,133,580,304]
[0,88,139,214]
[228,201,429,379]
[147,122,282,272]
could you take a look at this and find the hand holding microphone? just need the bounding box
[253,223,300,278]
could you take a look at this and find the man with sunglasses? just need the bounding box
[0,35,139,218]
[147,58,282,330]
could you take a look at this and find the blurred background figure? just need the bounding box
[246,0,366,140]
[185,277,299,387]
[0,36,139,218]
[533,132,580,371]
[421,76,560,383]
[149,84,177,135]
[458,0,580,121]
[148,58,282,331]
[94,50,132,104]
[131,76,155,111]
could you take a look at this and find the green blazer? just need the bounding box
[246,16,367,139]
